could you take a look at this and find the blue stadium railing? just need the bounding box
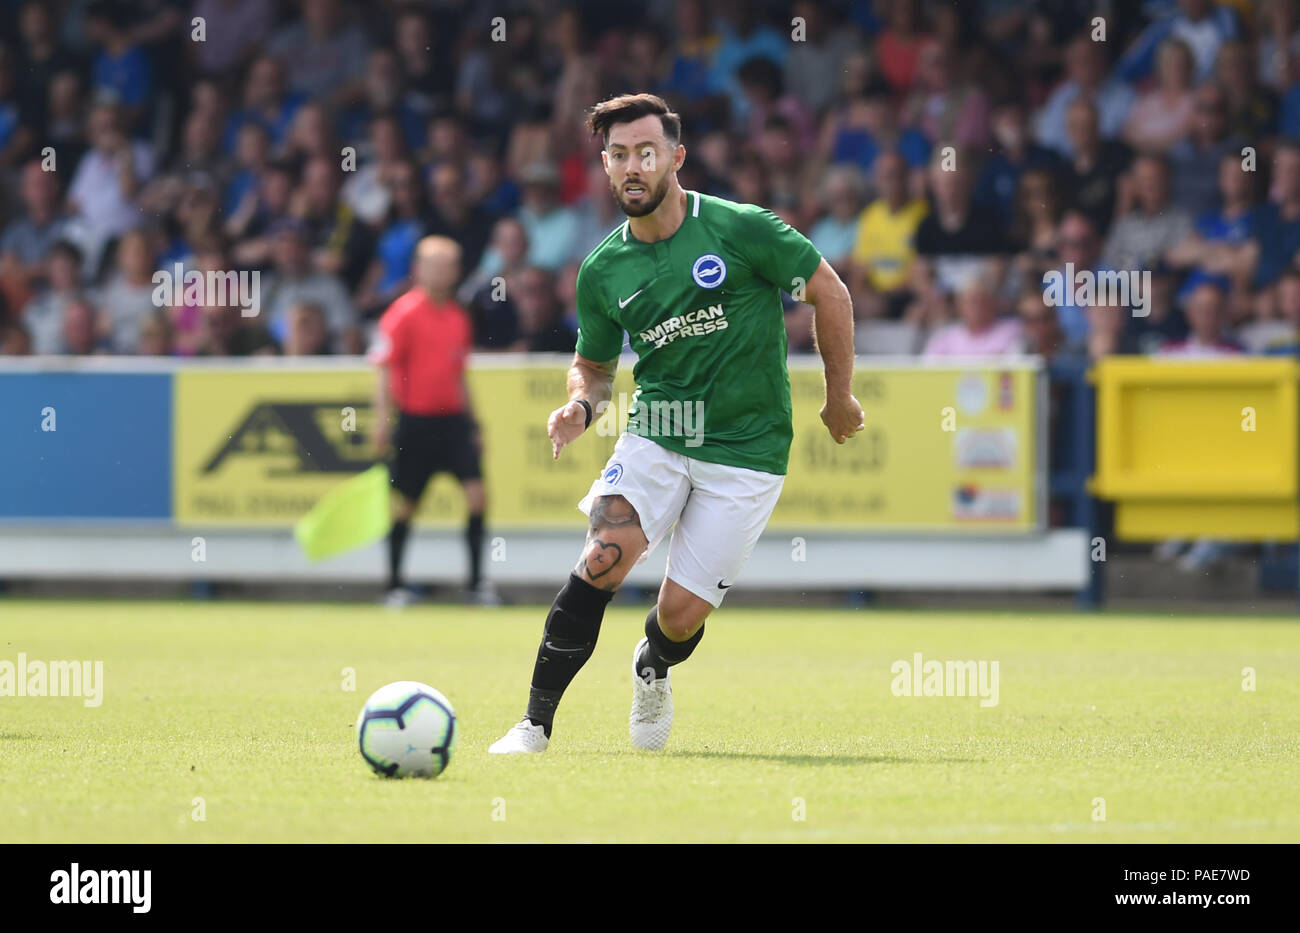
[1047,358,1103,608]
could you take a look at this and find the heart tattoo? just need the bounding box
[584,538,624,580]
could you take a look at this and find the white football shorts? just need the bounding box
[577,432,785,607]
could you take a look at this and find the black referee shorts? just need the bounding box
[389,411,482,502]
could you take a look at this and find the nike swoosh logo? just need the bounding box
[717,580,732,589]
[618,289,644,309]
[544,641,588,654]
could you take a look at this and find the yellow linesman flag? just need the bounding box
[294,465,392,562]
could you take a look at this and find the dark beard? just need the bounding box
[611,175,670,217]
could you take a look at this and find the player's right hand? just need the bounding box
[821,393,866,445]
[372,424,390,458]
[547,400,589,460]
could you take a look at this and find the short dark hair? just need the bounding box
[586,93,681,147]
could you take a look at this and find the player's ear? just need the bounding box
[674,144,686,172]
[601,149,610,174]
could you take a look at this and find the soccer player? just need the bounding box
[371,235,497,607]
[489,94,863,754]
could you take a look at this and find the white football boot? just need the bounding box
[383,587,416,610]
[488,718,549,754]
[629,637,673,750]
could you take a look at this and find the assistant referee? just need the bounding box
[371,235,496,607]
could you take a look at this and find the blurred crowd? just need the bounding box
[0,0,1298,364]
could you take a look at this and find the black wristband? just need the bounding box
[576,399,593,429]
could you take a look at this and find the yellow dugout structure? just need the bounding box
[1090,358,1300,540]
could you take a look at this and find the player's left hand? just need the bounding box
[820,393,865,445]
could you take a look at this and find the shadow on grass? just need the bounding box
[0,733,39,741]
[663,750,979,766]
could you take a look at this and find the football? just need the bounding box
[356,681,457,778]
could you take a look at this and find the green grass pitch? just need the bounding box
[1,599,1297,843]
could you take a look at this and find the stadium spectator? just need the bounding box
[223,55,303,155]
[1260,266,1300,354]
[508,266,577,353]
[1248,142,1300,289]
[571,160,624,260]
[84,1,153,132]
[197,301,277,357]
[515,161,580,272]
[974,100,1063,227]
[22,241,91,355]
[914,147,1010,297]
[1,161,70,307]
[1061,96,1132,234]
[1116,0,1238,85]
[0,318,31,355]
[355,159,426,320]
[1045,209,1108,343]
[875,0,928,96]
[192,0,275,78]
[1166,151,1259,291]
[426,160,496,279]
[97,229,158,354]
[266,0,369,104]
[61,299,101,355]
[1158,275,1244,356]
[820,79,932,179]
[1122,38,1197,154]
[849,150,927,319]
[259,219,355,350]
[809,165,867,274]
[283,301,331,356]
[1258,0,1300,92]
[67,100,155,266]
[462,216,528,351]
[1036,34,1135,158]
[340,115,406,227]
[1215,38,1277,142]
[1017,288,1074,364]
[135,309,174,356]
[921,268,1024,358]
[783,1,860,115]
[736,57,816,154]
[1102,154,1193,272]
[902,40,991,151]
[1169,83,1244,220]
[296,154,372,290]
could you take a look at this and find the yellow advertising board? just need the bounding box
[1090,357,1299,539]
[173,360,1040,532]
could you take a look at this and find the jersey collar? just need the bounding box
[620,190,700,243]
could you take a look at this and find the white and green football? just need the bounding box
[356,681,457,778]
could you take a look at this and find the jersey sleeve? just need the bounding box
[739,206,823,295]
[369,306,403,366]
[574,261,623,361]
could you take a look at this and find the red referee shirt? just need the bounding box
[372,289,471,415]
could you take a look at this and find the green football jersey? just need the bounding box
[575,190,822,475]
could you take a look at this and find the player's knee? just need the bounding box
[576,496,647,588]
[392,495,417,521]
[462,480,486,514]
[657,583,712,641]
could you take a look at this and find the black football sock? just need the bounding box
[388,519,410,591]
[466,513,484,589]
[636,605,705,683]
[524,573,615,737]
